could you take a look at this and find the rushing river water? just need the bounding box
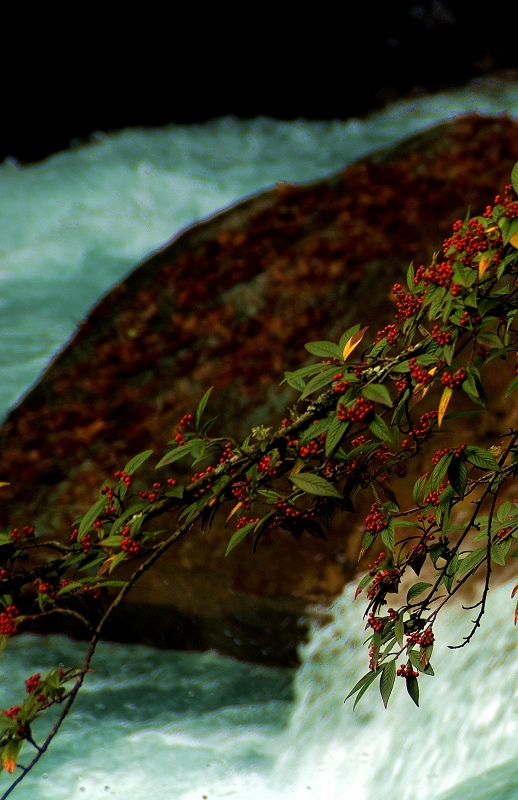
[1,78,518,798]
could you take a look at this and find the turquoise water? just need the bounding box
[3,583,518,799]
[1,77,518,798]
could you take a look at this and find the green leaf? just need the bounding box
[497,501,512,524]
[300,366,337,400]
[447,459,468,498]
[289,472,342,499]
[78,498,106,539]
[380,659,396,708]
[283,372,308,391]
[431,452,453,491]
[465,446,500,472]
[406,675,420,706]
[412,474,429,504]
[499,216,518,246]
[505,376,518,398]
[381,519,395,552]
[155,440,203,469]
[456,547,486,578]
[362,384,393,407]
[325,416,349,457]
[344,668,380,709]
[512,161,518,196]
[368,414,395,444]
[123,449,154,476]
[406,261,415,291]
[490,543,507,566]
[282,362,331,387]
[406,582,432,603]
[395,614,405,647]
[195,387,213,430]
[299,416,333,445]
[463,365,487,407]
[225,521,258,556]
[304,340,342,360]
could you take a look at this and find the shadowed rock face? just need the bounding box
[2,114,518,665]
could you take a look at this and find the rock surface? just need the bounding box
[2,114,518,664]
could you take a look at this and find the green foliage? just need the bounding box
[2,165,518,794]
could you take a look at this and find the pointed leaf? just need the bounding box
[380,659,396,708]
[78,498,106,539]
[195,387,213,430]
[447,458,468,498]
[362,383,393,407]
[368,414,395,444]
[289,473,342,498]
[395,613,405,647]
[342,326,369,361]
[456,547,486,578]
[406,582,432,603]
[299,366,337,400]
[344,668,380,708]
[225,521,257,556]
[406,675,420,706]
[304,340,342,360]
[325,416,349,457]
[123,449,154,476]
[438,387,453,428]
[465,446,500,472]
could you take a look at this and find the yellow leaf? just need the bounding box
[1,739,21,774]
[510,231,518,249]
[290,459,304,475]
[410,367,437,406]
[478,256,491,278]
[97,556,116,577]
[0,482,9,488]
[342,326,369,361]
[438,387,453,428]
[225,501,242,526]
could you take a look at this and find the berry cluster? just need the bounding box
[9,525,35,543]
[138,481,163,503]
[443,217,493,265]
[236,515,260,530]
[257,454,271,474]
[0,605,18,637]
[121,525,142,554]
[231,477,253,510]
[397,663,419,678]
[409,358,433,387]
[367,567,401,600]
[424,482,448,506]
[373,324,400,347]
[367,611,384,632]
[408,410,438,439]
[218,441,235,464]
[392,283,424,324]
[431,325,452,346]
[406,627,434,647]
[25,673,41,694]
[337,397,374,423]
[114,470,133,488]
[441,368,467,389]
[299,432,326,459]
[365,503,388,535]
[2,706,20,719]
[414,260,453,288]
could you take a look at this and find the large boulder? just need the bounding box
[2,114,518,664]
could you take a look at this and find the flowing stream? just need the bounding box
[1,78,518,798]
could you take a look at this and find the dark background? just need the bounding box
[3,2,518,165]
